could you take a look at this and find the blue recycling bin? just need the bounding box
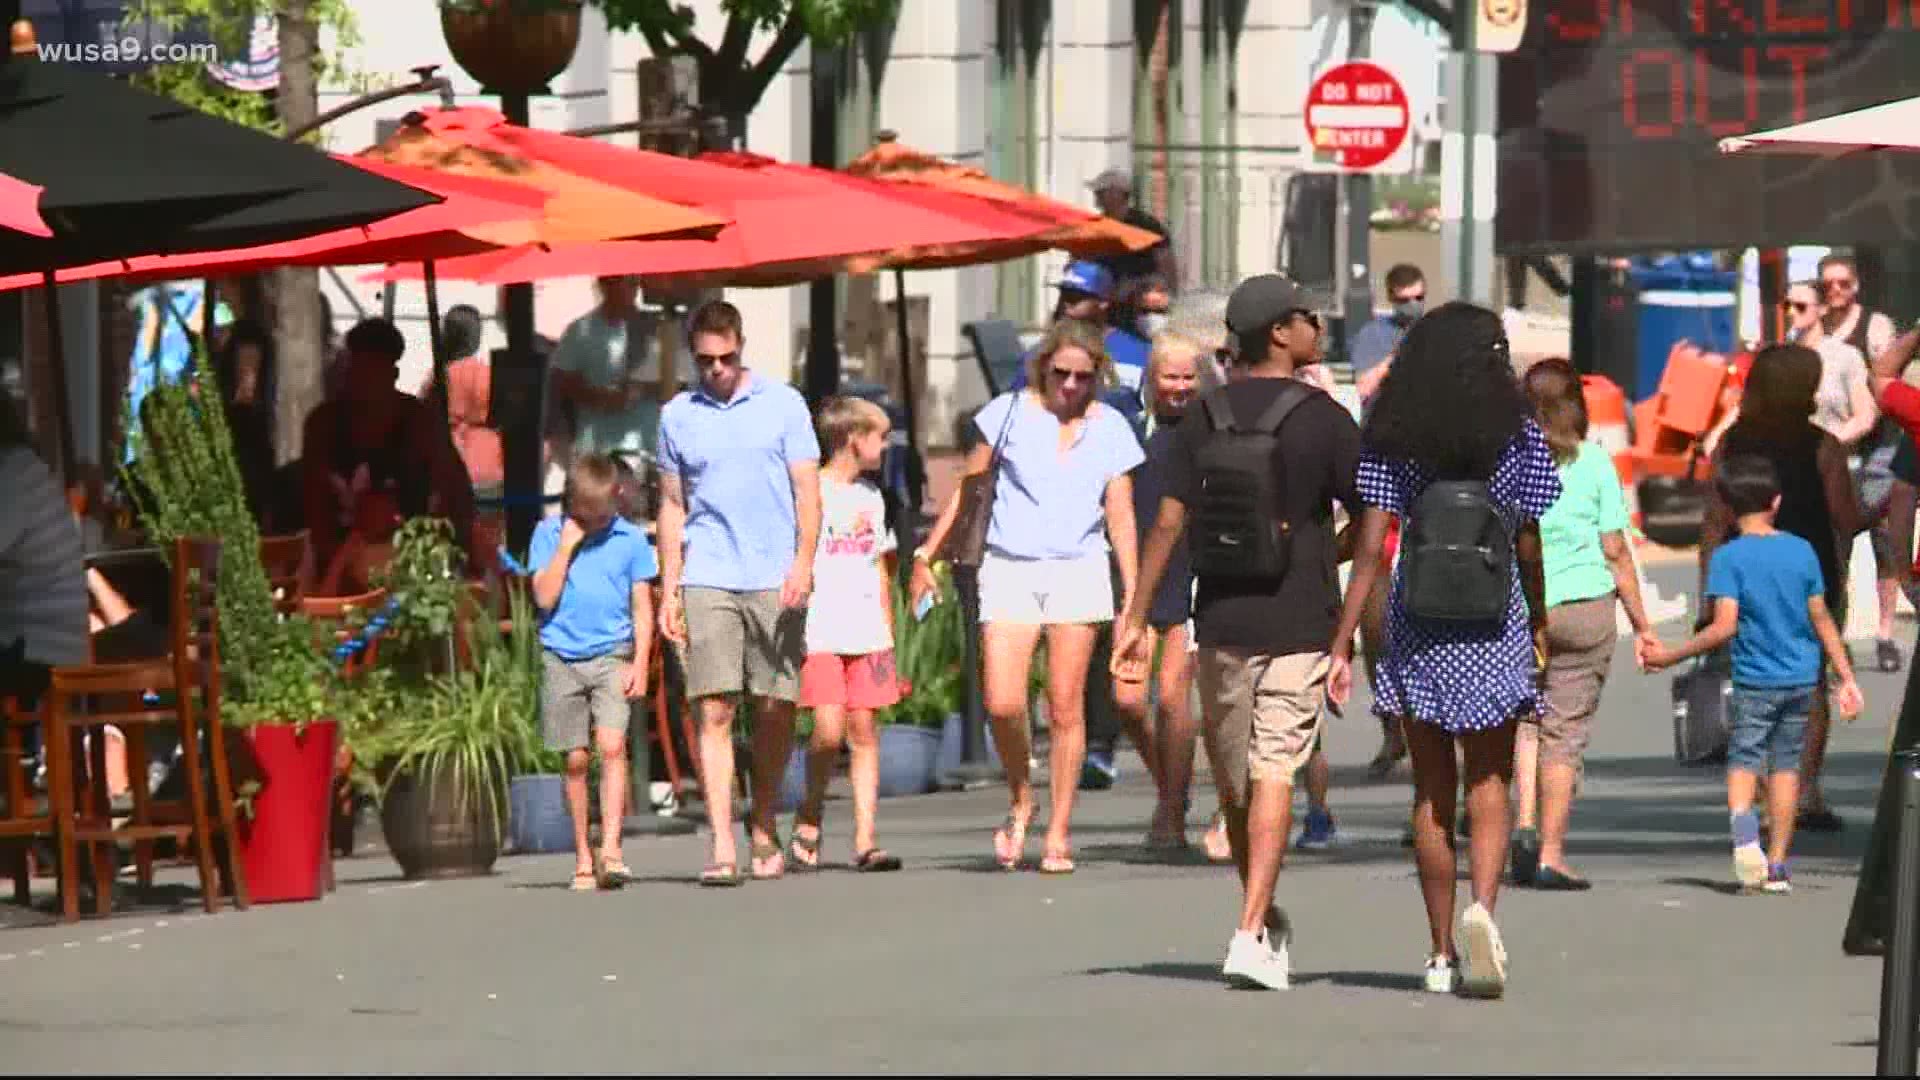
[1627,256,1738,402]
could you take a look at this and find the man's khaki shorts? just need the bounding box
[680,586,805,702]
[1196,648,1330,806]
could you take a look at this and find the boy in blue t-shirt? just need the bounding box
[529,454,658,891]
[1648,455,1862,894]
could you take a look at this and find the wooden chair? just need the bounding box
[259,531,311,617]
[0,691,60,907]
[41,537,249,921]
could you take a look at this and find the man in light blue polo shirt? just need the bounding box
[656,299,822,886]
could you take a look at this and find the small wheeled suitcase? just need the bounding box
[1671,648,1733,766]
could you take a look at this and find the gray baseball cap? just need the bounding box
[1223,274,1308,336]
[1088,168,1133,193]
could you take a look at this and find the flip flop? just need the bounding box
[1038,852,1076,875]
[591,850,628,890]
[750,837,787,880]
[1202,813,1234,864]
[570,870,597,892]
[788,828,823,871]
[698,862,743,888]
[853,848,902,873]
[994,814,1030,871]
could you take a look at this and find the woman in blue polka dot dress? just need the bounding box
[1327,303,1561,1000]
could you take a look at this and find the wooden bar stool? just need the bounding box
[0,691,59,907]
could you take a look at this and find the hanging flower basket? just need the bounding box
[439,0,584,97]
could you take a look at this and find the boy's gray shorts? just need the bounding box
[541,649,633,751]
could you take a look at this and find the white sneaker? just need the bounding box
[1455,902,1508,999]
[1423,954,1457,994]
[1223,929,1290,990]
[1733,842,1767,891]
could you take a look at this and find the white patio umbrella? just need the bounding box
[1718,96,1920,157]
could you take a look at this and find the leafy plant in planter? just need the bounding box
[125,360,345,902]
[349,564,548,878]
[878,564,964,729]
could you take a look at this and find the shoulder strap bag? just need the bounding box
[938,393,1021,569]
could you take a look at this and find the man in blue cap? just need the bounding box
[1008,259,1146,427]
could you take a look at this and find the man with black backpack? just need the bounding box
[1114,274,1363,990]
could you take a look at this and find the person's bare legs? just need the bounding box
[1112,634,1163,839]
[1798,682,1833,815]
[1303,745,1331,818]
[1154,627,1199,843]
[1237,768,1294,933]
[845,708,882,855]
[563,746,594,878]
[1403,719,1462,958]
[1042,622,1099,865]
[1764,769,1801,868]
[596,728,628,867]
[1460,722,1517,911]
[1537,761,1581,875]
[747,697,797,871]
[696,696,739,869]
[1511,721,1540,833]
[981,622,1043,865]
[794,703,845,866]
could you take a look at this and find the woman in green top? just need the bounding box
[1513,361,1661,890]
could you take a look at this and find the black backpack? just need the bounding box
[1402,479,1513,623]
[1188,383,1316,580]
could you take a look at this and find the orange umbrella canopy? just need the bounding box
[842,133,1162,269]
[373,149,1063,289]
[357,110,726,247]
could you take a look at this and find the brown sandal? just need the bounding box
[750,837,787,880]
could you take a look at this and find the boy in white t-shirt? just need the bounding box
[789,397,905,872]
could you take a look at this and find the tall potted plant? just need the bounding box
[125,365,343,904]
[349,523,540,878]
[875,570,965,797]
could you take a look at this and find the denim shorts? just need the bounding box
[1726,684,1815,774]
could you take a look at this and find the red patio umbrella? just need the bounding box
[0,169,50,237]
[368,135,1056,287]
[0,157,550,291]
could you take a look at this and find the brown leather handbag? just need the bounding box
[939,393,1021,569]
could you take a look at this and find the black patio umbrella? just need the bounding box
[0,55,440,275]
[0,48,439,476]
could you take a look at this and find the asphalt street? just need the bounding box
[0,561,1902,1073]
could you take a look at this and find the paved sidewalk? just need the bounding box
[0,579,1904,1072]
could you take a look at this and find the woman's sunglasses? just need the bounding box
[1051,366,1096,385]
[1781,300,1812,314]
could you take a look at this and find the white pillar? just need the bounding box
[1439,48,1496,305]
[875,0,993,449]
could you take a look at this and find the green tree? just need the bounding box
[589,0,898,143]
[126,0,358,461]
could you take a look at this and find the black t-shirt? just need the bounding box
[1094,207,1170,284]
[1161,380,1363,655]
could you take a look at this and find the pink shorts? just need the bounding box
[798,650,903,710]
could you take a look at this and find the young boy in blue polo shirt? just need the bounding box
[1647,455,1863,894]
[529,454,657,891]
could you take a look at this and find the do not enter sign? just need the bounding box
[1305,61,1410,172]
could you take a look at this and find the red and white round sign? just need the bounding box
[1305,61,1411,171]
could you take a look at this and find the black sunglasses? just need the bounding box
[1285,309,1322,332]
[1051,366,1095,385]
[1782,300,1812,313]
[694,350,740,368]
